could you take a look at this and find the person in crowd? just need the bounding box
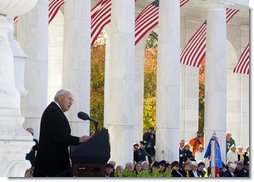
[25,127,39,168]
[105,163,115,177]
[195,144,205,163]
[171,161,183,177]
[243,145,249,165]
[108,160,116,177]
[182,143,194,163]
[190,161,199,177]
[114,165,124,177]
[133,162,142,177]
[143,127,156,164]
[24,168,33,177]
[189,131,204,156]
[150,161,160,176]
[133,143,139,152]
[237,145,245,161]
[179,139,185,167]
[243,161,249,177]
[222,163,237,177]
[219,163,228,177]
[158,160,167,174]
[140,161,150,177]
[226,132,235,154]
[227,144,238,164]
[33,89,90,177]
[181,162,192,177]
[122,162,134,177]
[134,141,147,163]
[197,162,206,177]
[234,160,249,177]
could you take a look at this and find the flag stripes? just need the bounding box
[180,21,207,67]
[180,8,239,68]
[48,0,65,24]
[91,0,111,46]
[233,44,250,74]
[135,0,189,45]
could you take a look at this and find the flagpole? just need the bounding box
[211,131,216,177]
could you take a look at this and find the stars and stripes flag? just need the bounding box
[91,0,138,46]
[91,0,112,46]
[49,0,65,24]
[233,44,249,74]
[135,0,189,45]
[180,8,239,68]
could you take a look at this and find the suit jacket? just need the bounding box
[171,170,183,177]
[33,102,79,177]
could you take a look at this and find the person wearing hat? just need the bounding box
[171,161,183,177]
[190,161,199,177]
[158,160,167,174]
[189,131,204,156]
[134,141,148,163]
[105,163,115,177]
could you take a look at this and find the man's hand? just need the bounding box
[79,135,90,143]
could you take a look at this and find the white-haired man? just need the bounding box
[33,89,90,177]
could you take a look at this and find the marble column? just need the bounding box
[12,39,28,98]
[105,0,135,166]
[62,0,90,136]
[239,25,249,148]
[0,0,38,176]
[17,0,48,140]
[103,27,111,129]
[133,38,146,143]
[204,1,229,162]
[180,65,199,141]
[180,17,201,141]
[155,0,180,162]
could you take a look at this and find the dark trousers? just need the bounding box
[146,147,155,164]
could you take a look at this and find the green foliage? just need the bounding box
[90,45,105,132]
[198,59,205,132]
[143,97,156,132]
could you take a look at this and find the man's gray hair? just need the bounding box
[54,89,73,101]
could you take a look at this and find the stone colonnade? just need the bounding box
[0,0,249,174]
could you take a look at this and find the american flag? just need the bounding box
[48,0,65,24]
[233,44,249,74]
[91,0,111,46]
[135,0,189,45]
[180,8,239,67]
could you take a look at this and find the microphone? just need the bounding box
[77,111,98,125]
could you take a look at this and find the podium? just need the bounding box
[70,128,111,177]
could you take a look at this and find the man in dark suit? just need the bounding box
[33,89,90,177]
[143,127,156,164]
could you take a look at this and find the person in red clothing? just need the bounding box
[189,131,204,156]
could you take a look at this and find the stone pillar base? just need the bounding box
[0,116,34,177]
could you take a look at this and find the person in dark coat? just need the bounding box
[25,128,39,168]
[182,144,194,162]
[33,89,90,177]
[179,139,185,167]
[134,141,147,163]
[171,161,183,177]
[143,127,156,164]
